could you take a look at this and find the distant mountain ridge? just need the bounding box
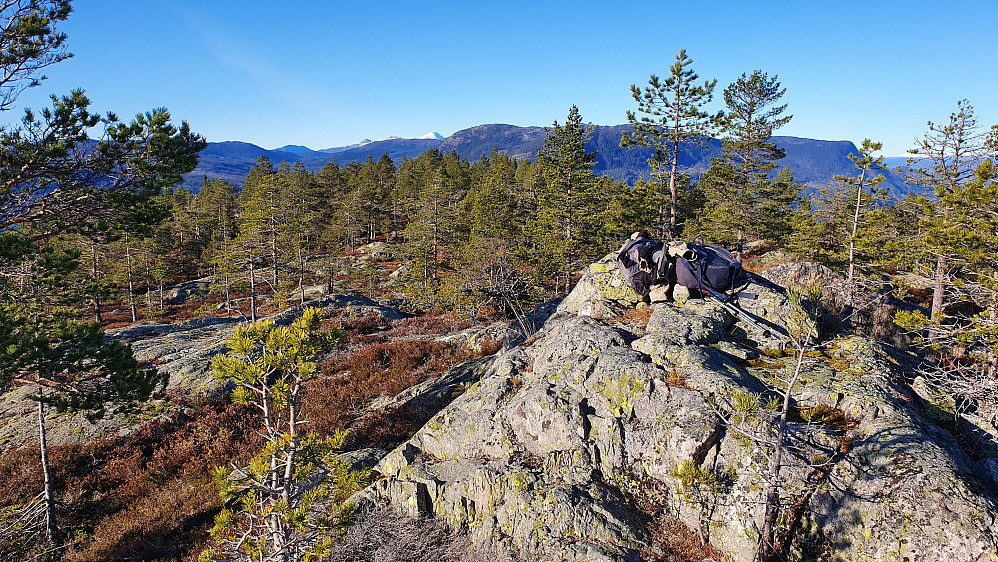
[185,125,914,198]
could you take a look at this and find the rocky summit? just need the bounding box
[355,254,998,561]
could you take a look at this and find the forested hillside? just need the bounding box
[187,127,911,197]
[2,3,998,562]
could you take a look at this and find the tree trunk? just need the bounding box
[431,198,439,281]
[92,243,102,324]
[931,254,946,321]
[249,257,257,323]
[145,260,153,314]
[756,336,809,562]
[991,270,998,379]
[271,225,279,291]
[125,241,137,323]
[847,169,867,305]
[299,245,306,305]
[177,230,185,277]
[669,151,679,238]
[222,228,232,316]
[38,397,58,545]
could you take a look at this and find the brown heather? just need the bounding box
[0,393,262,562]
[305,339,473,448]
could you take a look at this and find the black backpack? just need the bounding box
[673,240,750,295]
[616,237,667,297]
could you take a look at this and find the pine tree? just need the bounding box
[238,165,293,309]
[833,139,886,299]
[348,153,395,243]
[467,148,519,241]
[280,162,324,304]
[162,186,200,279]
[894,126,998,426]
[720,71,791,179]
[402,152,467,297]
[0,238,165,545]
[204,308,358,562]
[193,179,238,313]
[0,1,71,112]
[902,100,994,321]
[621,50,717,237]
[696,71,796,251]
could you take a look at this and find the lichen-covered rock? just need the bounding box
[111,293,408,392]
[0,385,157,447]
[114,316,240,391]
[557,253,641,320]
[357,241,397,261]
[337,448,389,472]
[359,264,998,562]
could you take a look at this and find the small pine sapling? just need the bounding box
[202,307,368,562]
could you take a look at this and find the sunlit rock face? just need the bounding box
[360,259,998,562]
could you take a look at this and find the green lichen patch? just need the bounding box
[598,369,648,417]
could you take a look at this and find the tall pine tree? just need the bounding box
[621,50,717,238]
[696,71,797,251]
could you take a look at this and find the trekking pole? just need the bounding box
[747,272,786,294]
[699,286,788,346]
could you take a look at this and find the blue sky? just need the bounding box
[11,0,998,156]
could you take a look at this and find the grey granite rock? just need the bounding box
[357,260,998,562]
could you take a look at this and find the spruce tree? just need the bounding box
[536,105,603,292]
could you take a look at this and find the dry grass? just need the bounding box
[617,306,654,329]
[475,335,503,356]
[97,283,283,329]
[386,311,475,337]
[611,469,726,562]
[326,310,393,335]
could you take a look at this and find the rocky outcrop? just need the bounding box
[163,278,211,305]
[360,263,998,561]
[0,293,407,448]
[557,254,642,320]
[760,262,923,347]
[114,316,240,391]
[357,241,398,261]
[108,293,408,392]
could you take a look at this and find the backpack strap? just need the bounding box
[655,245,671,283]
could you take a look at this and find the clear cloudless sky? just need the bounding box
[10,0,998,156]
